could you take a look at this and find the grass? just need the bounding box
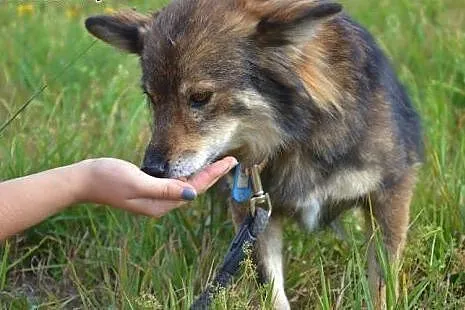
[0,0,464,308]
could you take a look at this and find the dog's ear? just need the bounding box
[240,0,342,46]
[85,10,155,54]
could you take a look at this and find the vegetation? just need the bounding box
[1,0,464,308]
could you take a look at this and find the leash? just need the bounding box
[190,164,272,310]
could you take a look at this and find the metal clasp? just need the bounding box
[249,164,272,217]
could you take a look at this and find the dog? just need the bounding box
[85,0,422,308]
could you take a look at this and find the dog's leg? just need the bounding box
[256,216,290,310]
[229,199,249,232]
[364,171,416,309]
[230,202,289,309]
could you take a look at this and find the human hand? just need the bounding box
[75,157,237,217]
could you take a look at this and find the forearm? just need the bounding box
[0,156,237,240]
[0,164,85,240]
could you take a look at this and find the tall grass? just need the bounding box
[1,0,464,308]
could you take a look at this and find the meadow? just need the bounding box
[0,0,464,308]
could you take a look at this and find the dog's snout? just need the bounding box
[141,148,169,178]
[141,164,169,178]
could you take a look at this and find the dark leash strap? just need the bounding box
[190,207,270,310]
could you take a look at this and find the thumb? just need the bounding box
[140,177,197,201]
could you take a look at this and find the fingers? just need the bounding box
[188,156,238,193]
[138,156,237,202]
[125,198,186,218]
[122,157,238,218]
[139,177,197,201]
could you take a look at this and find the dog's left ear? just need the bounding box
[240,0,343,46]
[85,9,155,54]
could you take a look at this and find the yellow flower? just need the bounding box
[17,4,34,16]
[104,7,116,14]
[66,7,80,19]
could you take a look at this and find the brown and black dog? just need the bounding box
[85,1,422,308]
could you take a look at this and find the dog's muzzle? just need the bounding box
[140,146,169,178]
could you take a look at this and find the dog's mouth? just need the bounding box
[203,152,223,169]
[166,150,225,180]
[178,147,246,180]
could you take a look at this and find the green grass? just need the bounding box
[1,0,464,308]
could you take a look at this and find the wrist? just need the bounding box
[68,159,95,204]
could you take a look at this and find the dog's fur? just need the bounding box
[85,1,422,308]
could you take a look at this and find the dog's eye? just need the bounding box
[190,92,213,108]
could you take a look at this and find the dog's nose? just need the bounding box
[141,147,169,178]
[141,164,169,178]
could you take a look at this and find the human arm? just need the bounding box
[0,157,237,240]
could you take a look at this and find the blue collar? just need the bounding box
[231,164,253,203]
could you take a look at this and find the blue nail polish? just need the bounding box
[182,188,197,201]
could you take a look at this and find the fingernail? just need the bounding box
[222,162,236,174]
[225,158,238,172]
[182,187,197,201]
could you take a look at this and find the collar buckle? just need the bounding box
[249,164,272,217]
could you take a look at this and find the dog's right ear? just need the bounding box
[239,0,342,47]
[85,10,154,54]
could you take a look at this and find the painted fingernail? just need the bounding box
[182,188,197,201]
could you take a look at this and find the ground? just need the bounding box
[0,0,464,309]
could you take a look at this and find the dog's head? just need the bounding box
[85,0,342,178]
